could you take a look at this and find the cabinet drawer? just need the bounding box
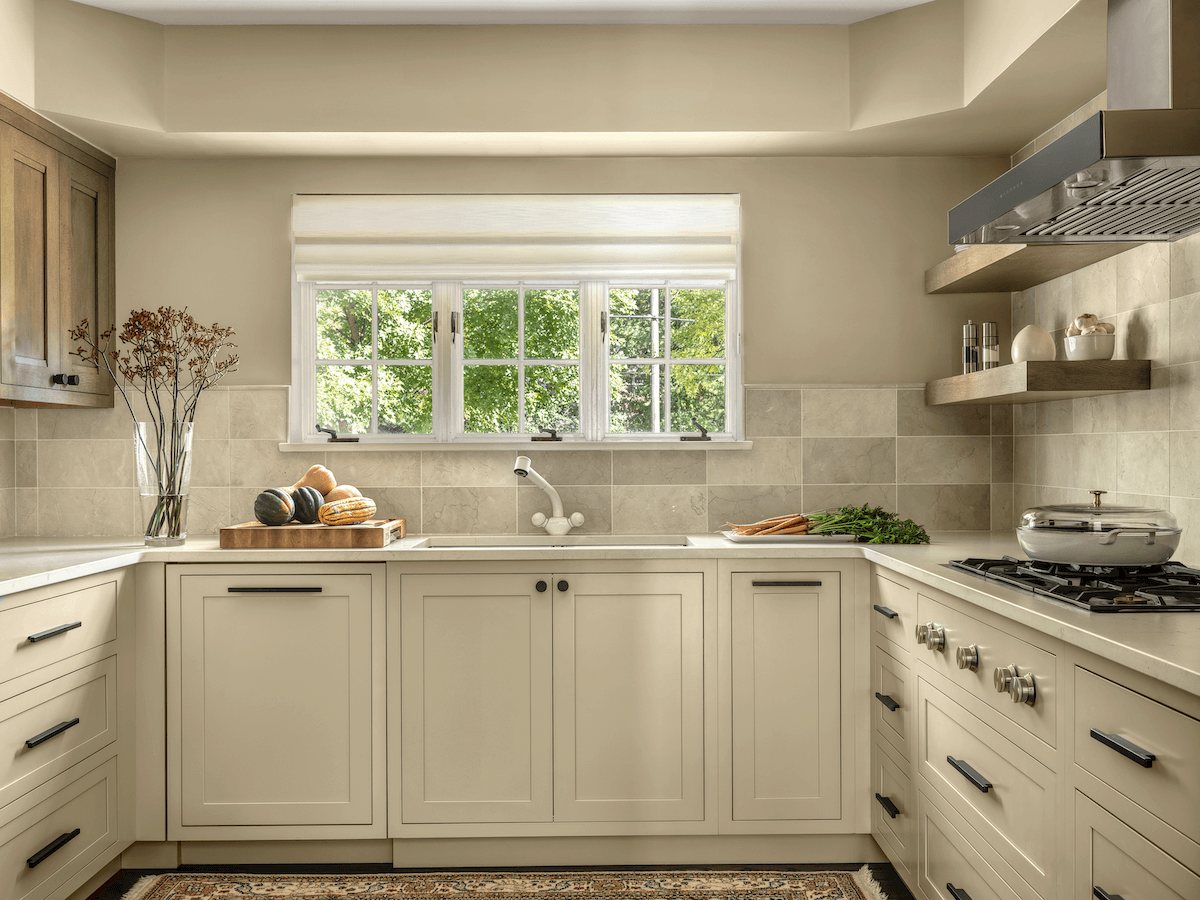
[0,581,118,685]
[873,643,913,761]
[0,658,117,810]
[916,593,1056,748]
[918,790,1030,900]
[918,679,1055,899]
[1075,791,1200,900]
[1075,667,1200,846]
[874,572,916,657]
[0,755,117,900]
[872,739,915,880]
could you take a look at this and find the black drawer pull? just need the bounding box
[946,883,974,900]
[26,718,80,749]
[947,756,992,792]
[28,622,82,643]
[226,586,322,593]
[875,692,899,712]
[1090,728,1155,768]
[27,828,80,868]
[873,604,899,619]
[752,581,822,587]
[1093,888,1125,900]
[874,793,899,818]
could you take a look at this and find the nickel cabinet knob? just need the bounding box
[956,644,979,670]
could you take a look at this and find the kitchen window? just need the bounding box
[291,194,742,445]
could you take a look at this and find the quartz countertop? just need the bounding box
[3,532,1198,697]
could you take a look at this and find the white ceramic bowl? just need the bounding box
[1064,332,1115,361]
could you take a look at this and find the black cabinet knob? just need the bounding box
[52,374,80,385]
[557,580,569,592]
[535,580,547,592]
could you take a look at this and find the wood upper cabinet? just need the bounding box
[0,95,115,408]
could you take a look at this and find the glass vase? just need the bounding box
[135,421,193,546]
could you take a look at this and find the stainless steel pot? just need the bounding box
[1016,491,1181,566]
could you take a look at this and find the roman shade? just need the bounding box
[291,194,740,281]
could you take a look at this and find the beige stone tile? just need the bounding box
[1014,436,1036,485]
[187,487,231,536]
[1033,273,1075,334]
[229,387,289,440]
[990,484,1014,531]
[1170,230,1200,299]
[422,486,516,534]
[0,488,11,538]
[329,451,422,488]
[744,389,803,437]
[1034,399,1073,435]
[1075,255,1117,319]
[1170,362,1200,432]
[1171,496,1200,564]
[192,389,230,440]
[611,485,706,534]
[1012,289,1036,334]
[355,486,421,533]
[1170,294,1200,366]
[897,484,990,531]
[802,437,894,485]
[990,405,1013,436]
[897,436,990,484]
[1116,300,1168,366]
[1117,241,1170,312]
[37,405,133,441]
[897,389,989,436]
[517,451,610,486]
[37,488,141,537]
[0,442,12,490]
[14,409,36,441]
[1040,434,1074,489]
[228,488,262,526]
[707,438,801,485]
[1012,403,1036,436]
[15,488,37,536]
[1074,433,1116,492]
[992,436,1014,483]
[38,440,133,489]
[706,485,806,533]
[1170,432,1200,499]
[422,450,517,487]
[1118,431,1169,497]
[14,441,34,488]
[802,483,896,515]
[613,449,703,485]
[801,389,895,437]
[1074,367,1169,434]
[0,408,12,441]
[229,441,321,489]
[191,440,230,487]
[519,485,611,534]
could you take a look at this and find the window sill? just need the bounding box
[279,440,753,452]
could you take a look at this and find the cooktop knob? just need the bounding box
[1009,673,1037,706]
[956,644,979,670]
[994,664,1019,693]
[924,624,946,651]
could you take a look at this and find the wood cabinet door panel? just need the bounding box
[57,158,112,397]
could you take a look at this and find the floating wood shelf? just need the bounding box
[925,243,1141,294]
[925,360,1151,406]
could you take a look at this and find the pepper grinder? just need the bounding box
[962,320,980,374]
[982,321,1000,369]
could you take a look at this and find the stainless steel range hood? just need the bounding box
[950,0,1200,245]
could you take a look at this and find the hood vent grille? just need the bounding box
[1021,167,1200,240]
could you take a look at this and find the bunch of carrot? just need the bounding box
[724,514,809,536]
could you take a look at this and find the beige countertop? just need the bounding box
[3,531,1199,697]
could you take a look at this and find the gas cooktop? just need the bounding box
[949,556,1200,612]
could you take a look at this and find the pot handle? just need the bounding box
[1097,527,1158,546]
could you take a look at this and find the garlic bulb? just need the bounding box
[1074,313,1099,330]
[1066,323,1082,336]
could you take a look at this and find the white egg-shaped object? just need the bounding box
[1011,324,1056,364]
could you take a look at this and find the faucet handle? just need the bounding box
[569,512,585,527]
[531,512,548,528]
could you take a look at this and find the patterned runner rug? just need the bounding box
[120,868,889,900]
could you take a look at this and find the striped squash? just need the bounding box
[318,496,377,526]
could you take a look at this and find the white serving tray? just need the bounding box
[721,531,859,544]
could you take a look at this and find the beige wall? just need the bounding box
[0,0,35,106]
[115,154,1008,387]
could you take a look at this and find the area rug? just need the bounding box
[120,868,889,900]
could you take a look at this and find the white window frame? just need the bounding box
[292,277,742,446]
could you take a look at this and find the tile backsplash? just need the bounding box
[5,384,1011,538]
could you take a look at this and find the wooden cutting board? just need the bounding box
[219,519,407,549]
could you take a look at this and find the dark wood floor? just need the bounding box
[87,862,915,900]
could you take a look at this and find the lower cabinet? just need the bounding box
[166,564,386,839]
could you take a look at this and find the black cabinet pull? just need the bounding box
[947,756,992,793]
[875,692,899,712]
[557,580,569,592]
[874,793,899,818]
[1093,888,1125,900]
[946,884,974,900]
[535,580,548,593]
[226,586,322,593]
[52,374,80,385]
[748,585,825,592]
[27,829,80,868]
[1090,728,1155,768]
[873,604,899,618]
[26,718,80,749]
[28,622,82,643]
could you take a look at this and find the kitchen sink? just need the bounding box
[413,534,693,549]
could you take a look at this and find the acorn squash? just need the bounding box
[254,488,295,526]
[318,496,376,526]
[290,485,324,524]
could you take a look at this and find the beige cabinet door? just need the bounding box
[399,573,553,824]
[730,573,841,820]
[553,572,705,822]
[173,571,380,828]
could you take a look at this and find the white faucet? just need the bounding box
[514,455,585,536]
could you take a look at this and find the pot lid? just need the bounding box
[1019,490,1179,533]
